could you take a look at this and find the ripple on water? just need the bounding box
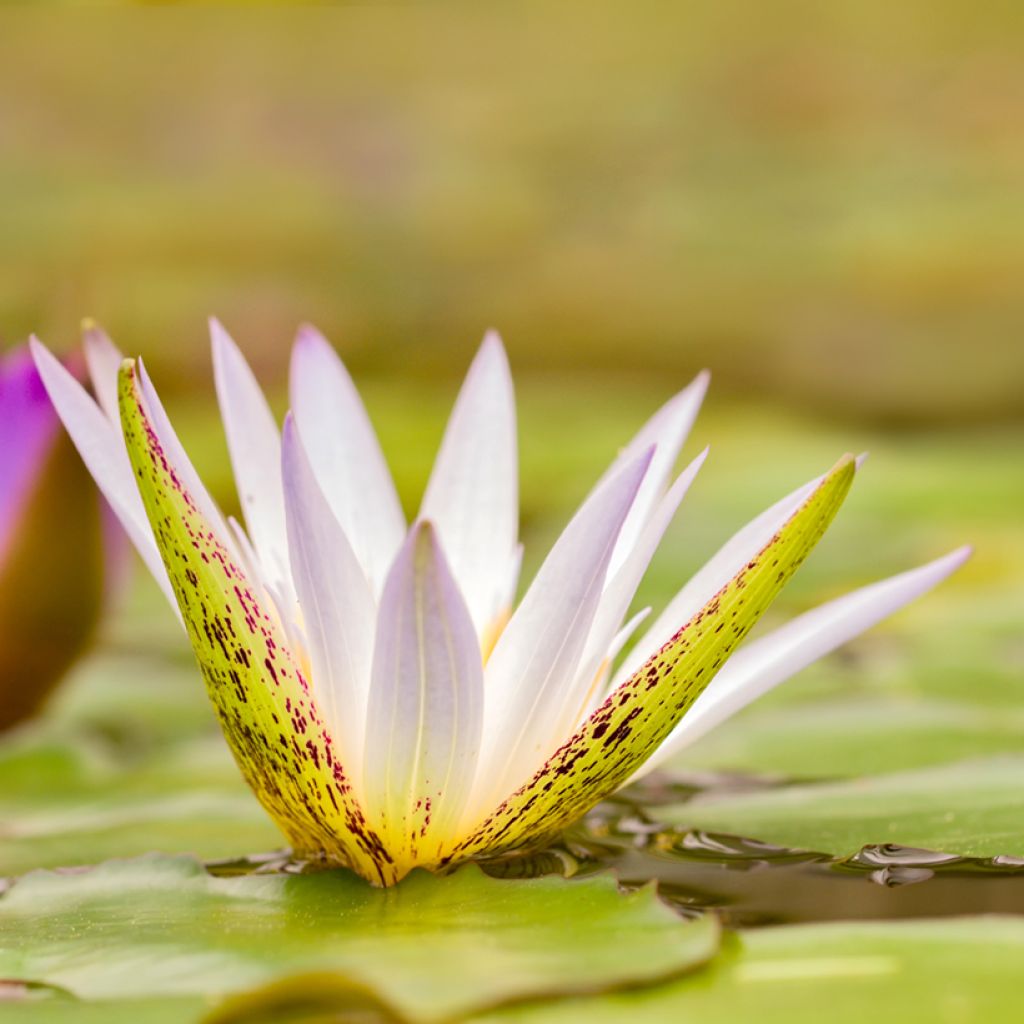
[207,772,1024,925]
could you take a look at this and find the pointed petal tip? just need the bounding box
[209,318,246,362]
[660,370,711,416]
[295,322,328,347]
[690,368,712,394]
[280,411,301,456]
[80,319,111,350]
[410,517,438,544]
[601,444,656,501]
[209,317,238,355]
[664,444,708,498]
[828,453,858,480]
[393,519,447,578]
[615,443,657,495]
[481,327,505,351]
[28,333,62,381]
[474,328,511,373]
[940,544,973,571]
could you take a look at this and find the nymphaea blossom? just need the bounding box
[0,340,123,730]
[32,323,968,885]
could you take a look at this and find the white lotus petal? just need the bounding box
[282,416,376,785]
[210,318,291,591]
[363,521,484,868]
[420,330,518,635]
[594,371,709,578]
[636,546,972,777]
[567,448,708,735]
[473,448,653,813]
[612,465,831,689]
[29,337,177,610]
[80,320,122,423]
[574,606,652,724]
[289,325,405,594]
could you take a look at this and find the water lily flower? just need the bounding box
[32,323,968,885]
[0,339,124,731]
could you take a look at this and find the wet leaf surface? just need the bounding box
[657,757,1024,859]
[467,916,1024,1023]
[0,855,718,1022]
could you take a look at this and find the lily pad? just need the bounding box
[658,756,1024,858]
[0,728,282,877]
[0,855,719,1023]
[468,916,1024,1023]
[0,997,208,1024]
[669,696,1024,780]
[0,788,283,878]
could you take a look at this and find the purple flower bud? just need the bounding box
[0,344,125,731]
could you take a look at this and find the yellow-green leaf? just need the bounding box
[448,456,856,863]
[117,360,390,883]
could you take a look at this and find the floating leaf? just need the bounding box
[467,917,1024,1023]
[0,855,718,1023]
[657,756,1024,859]
[0,997,208,1024]
[668,696,1024,780]
[0,785,282,878]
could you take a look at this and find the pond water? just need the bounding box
[205,772,1024,928]
[483,776,1024,927]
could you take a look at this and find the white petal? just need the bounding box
[211,319,290,589]
[282,416,376,786]
[420,330,518,634]
[362,521,484,865]
[29,337,177,610]
[637,546,972,776]
[289,325,405,594]
[575,606,652,724]
[473,449,653,812]
[579,448,708,694]
[80,320,122,423]
[612,465,829,689]
[594,371,709,578]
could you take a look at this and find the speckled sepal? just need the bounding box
[118,360,396,884]
[446,456,856,864]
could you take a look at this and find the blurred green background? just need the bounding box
[1,4,1022,423]
[0,3,1022,875]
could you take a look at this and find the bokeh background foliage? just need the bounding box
[1,2,1022,424]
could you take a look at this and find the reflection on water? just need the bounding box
[479,775,1024,927]
[207,773,1024,926]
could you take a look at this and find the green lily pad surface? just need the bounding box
[669,695,1024,781]
[0,855,719,1023]
[469,917,1024,1023]
[660,757,1024,859]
